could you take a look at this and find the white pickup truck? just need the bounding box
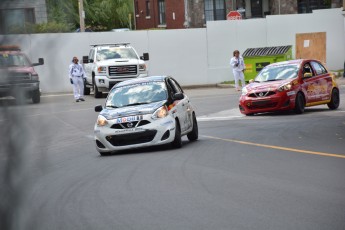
[82,43,149,98]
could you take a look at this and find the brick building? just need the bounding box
[134,0,204,29]
[0,0,47,34]
[134,0,343,29]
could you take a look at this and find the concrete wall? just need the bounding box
[0,8,344,93]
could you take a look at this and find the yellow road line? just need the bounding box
[203,135,345,159]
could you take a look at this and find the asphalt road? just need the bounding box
[0,86,344,230]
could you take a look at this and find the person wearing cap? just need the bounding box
[69,56,86,102]
[230,50,246,91]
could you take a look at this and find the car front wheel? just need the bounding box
[171,120,182,148]
[93,77,102,98]
[294,92,305,114]
[32,89,40,104]
[187,113,198,141]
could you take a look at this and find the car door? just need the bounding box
[167,78,191,133]
[301,62,319,104]
[84,48,95,83]
[310,61,332,102]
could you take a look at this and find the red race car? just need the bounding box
[239,59,340,115]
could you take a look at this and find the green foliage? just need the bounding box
[7,22,73,34]
[86,0,134,31]
[45,0,134,32]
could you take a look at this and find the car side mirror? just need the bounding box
[303,72,312,78]
[173,92,184,101]
[140,53,149,61]
[95,105,103,112]
[33,58,44,66]
[83,56,91,64]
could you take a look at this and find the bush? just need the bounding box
[7,22,73,34]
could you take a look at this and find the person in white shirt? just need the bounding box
[230,50,246,91]
[69,56,86,102]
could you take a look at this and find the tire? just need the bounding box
[32,89,40,104]
[187,113,198,141]
[294,92,305,114]
[171,120,182,148]
[93,77,102,98]
[99,151,110,156]
[84,79,90,95]
[327,88,340,110]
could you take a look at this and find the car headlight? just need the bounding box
[278,82,292,92]
[139,64,146,71]
[97,66,107,74]
[241,87,248,95]
[152,106,168,119]
[96,115,108,126]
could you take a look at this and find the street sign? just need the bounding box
[227,11,242,20]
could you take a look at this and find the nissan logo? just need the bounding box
[126,122,133,128]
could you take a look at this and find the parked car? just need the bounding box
[239,59,340,115]
[94,76,198,155]
[83,43,149,98]
[0,45,44,103]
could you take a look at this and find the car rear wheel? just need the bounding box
[171,120,182,148]
[327,88,340,110]
[187,113,198,141]
[32,89,40,104]
[294,92,305,114]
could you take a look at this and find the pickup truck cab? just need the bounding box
[0,45,44,103]
[82,43,149,98]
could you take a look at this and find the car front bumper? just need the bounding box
[239,91,297,114]
[94,114,176,153]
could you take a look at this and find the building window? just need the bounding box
[205,0,226,21]
[297,0,331,13]
[0,8,35,34]
[145,0,151,17]
[158,0,166,25]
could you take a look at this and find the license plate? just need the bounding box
[115,115,143,124]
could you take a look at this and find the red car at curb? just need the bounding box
[239,59,340,115]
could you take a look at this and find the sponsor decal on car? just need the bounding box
[286,91,296,96]
[161,120,174,126]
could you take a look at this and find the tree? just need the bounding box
[45,0,134,32]
[86,0,134,30]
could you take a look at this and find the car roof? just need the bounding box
[268,59,324,67]
[115,76,168,87]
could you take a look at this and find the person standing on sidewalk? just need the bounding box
[69,56,86,102]
[230,50,246,91]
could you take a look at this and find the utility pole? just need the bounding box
[78,0,85,32]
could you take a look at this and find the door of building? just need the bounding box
[250,0,262,18]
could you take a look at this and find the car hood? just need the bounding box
[246,79,292,92]
[100,100,166,120]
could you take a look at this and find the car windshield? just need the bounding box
[0,53,31,68]
[106,81,168,108]
[96,47,138,61]
[255,64,299,82]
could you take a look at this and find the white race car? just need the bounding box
[94,76,198,155]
